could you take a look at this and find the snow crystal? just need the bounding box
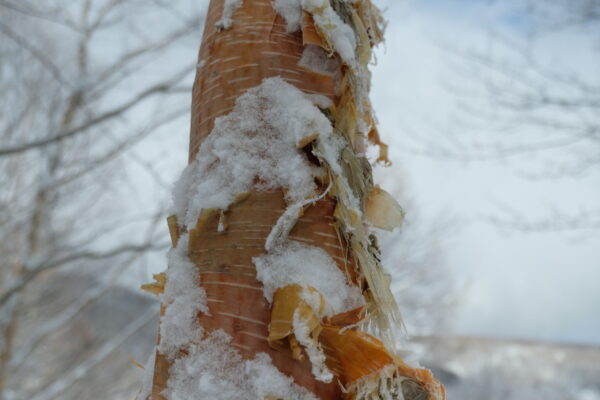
[158,234,208,359]
[216,0,244,30]
[164,330,318,400]
[315,132,344,176]
[304,92,333,109]
[293,308,333,382]
[304,0,357,65]
[272,0,357,65]
[273,0,303,32]
[299,45,340,76]
[254,240,364,314]
[172,77,333,228]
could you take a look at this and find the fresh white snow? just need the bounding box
[215,0,244,30]
[293,309,333,382]
[171,77,333,229]
[304,0,357,65]
[254,240,364,315]
[272,0,358,65]
[273,0,303,32]
[158,234,208,359]
[299,45,340,76]
[163,330,318,400]
[154,234,323,398]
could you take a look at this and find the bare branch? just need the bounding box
[0,1,81,33]
[0,241,168,308]
[0,65,193,157]
[28,307,157,400]
[45,105,188,190]
[0,20,67,85]
[90,21,198,95]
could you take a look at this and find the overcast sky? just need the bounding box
[370,0,600,345]
[128,0,600,347]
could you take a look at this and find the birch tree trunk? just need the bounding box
[139,1,445,399]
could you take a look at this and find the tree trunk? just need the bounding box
[140,1,445,399]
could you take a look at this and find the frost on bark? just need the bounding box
[138,0,445,399]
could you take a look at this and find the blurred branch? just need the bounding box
[0,65,193,157]
[0,20,67,85]
[0,241,168,308]
[89,22,198,96]
[10,242,156,369]
[46,105,188,190]
[0,1,81,32]
[28,307,157,400]
[0,1,202,393]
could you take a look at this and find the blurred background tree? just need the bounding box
[429,0,600,231]
[0,1,204,398]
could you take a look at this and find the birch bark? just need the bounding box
[142,1,445,399]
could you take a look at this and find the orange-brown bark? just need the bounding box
[150,0,347,396]
[188,0,336,162]
[146,0,445,399]
[150,193,350,398]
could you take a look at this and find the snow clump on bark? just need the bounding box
[158,234,209,359]
[254,240,364,315]
[163,330,318,400]
[171,77,333,229]
[215,0,244,30]
[272,0,358,65]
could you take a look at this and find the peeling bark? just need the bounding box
[142,0,445,399]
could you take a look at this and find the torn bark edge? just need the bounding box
[268,285,328,360]
[141,273,167,296]
[363,186,405,231]
[298,0,392,165]
[167,215,180,247]
[267,285,445,400]
[342,365,442,400]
